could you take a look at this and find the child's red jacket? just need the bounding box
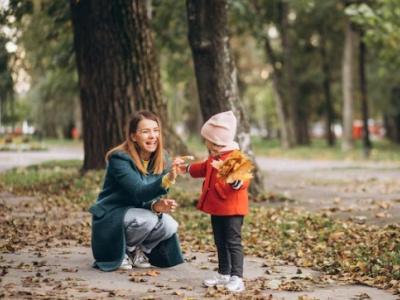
[188,151,250,216]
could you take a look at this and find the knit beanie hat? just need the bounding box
[201,111,237,146]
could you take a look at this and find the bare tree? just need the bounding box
[341,17,355,152]
[186,0,264,194]
[358,30,372,157]
[264,38,292,149]
[319,31,335,146]
[280,1,299,145]
[70,0,187,171]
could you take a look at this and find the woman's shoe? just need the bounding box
[119,254,133,270]
[127,247,151,268]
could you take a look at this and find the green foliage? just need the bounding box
[346,0,400,65]
[28,69,79,137]
[152,0,201,135]
[1,0,78,137]
[0,33,15,126]
[1,0,400,144]
[229,0,346,135]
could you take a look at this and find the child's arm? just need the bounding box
[186,160,209,178]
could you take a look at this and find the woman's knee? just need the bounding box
[125,209,159,231]
[160,214,179,235]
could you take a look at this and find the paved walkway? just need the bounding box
[0,145,84,172]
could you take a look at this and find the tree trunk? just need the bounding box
[320,33,335,146]
[186,0,264,195]
[386,88,400,143]
[280,2,299,145]
[358,31,372,157]
[341,17,355,152]
[264,38,291,149]
[70,0,187,171]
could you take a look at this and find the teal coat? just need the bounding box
[89,150,176,271]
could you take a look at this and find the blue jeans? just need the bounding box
[211,215,244,277]
[124,208,178,252]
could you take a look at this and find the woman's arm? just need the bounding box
[108,153,168,203]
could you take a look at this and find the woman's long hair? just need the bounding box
[105,111,167,175]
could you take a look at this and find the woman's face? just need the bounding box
[130,118,160,160]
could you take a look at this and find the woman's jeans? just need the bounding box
[211,215,244,278]
[124,208,178,252]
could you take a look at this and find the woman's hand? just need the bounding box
[168,157,184,181]
[153,199,177,213]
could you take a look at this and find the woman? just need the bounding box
[89,110,182,271]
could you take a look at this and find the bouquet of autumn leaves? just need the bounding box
[211,150,254,184]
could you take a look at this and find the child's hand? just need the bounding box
[177,164,188,174]
[176,156,194,175]
[230,180,243,190]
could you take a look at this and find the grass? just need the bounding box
[250,137,400,162]
[43,138,83,147]
[185,135,400,162]
[0,160,102,208]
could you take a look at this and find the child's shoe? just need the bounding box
[224,275,245,292]
[203,273,230,287]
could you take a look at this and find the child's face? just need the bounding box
[205,140,223,156]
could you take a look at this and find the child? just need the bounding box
[181,110,251,292]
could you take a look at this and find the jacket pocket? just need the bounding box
[89,204,106,219]
[215,182,228,200]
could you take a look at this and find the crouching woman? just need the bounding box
[89,110,183,271]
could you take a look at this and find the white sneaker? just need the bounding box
[128,247,151,268]
[119,254,133,270]
[203,273,230,287]
[225,276,245,292]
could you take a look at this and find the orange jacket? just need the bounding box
[188,151,250,216]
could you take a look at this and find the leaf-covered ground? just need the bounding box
[1,160,400,299]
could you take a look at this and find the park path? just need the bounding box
[257,156,400,226]
[0,145,84,173]
[1,146,399,299]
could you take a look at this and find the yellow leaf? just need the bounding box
[300,261,313,267]
[212,150,254,183]
[147,270,160,276]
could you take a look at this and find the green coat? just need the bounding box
[89,150,179,271]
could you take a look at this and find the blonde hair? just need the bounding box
[105,111,167,175]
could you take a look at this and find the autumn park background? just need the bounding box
[0,0,400,299]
